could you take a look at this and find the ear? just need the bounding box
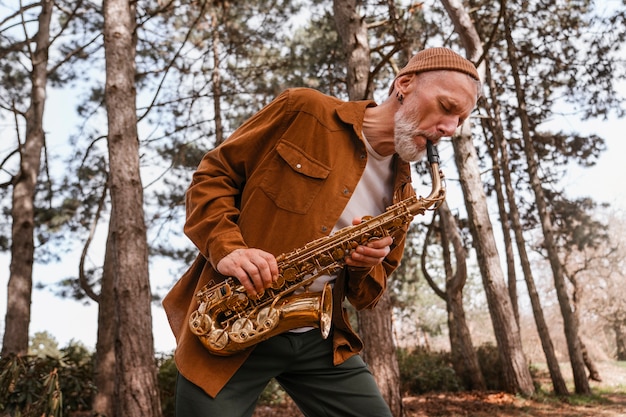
[395,74,416,95]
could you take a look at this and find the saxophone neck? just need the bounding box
[426,140,440,165]
[410,141,446,213]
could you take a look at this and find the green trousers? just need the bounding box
[175,329,393,417]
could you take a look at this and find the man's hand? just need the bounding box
[344,217,392,269]
[216,248,279,297]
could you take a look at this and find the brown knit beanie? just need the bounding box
[389,47,479,94]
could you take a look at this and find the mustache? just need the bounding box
[415,130,441,142]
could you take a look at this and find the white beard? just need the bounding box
[394,114,428,162]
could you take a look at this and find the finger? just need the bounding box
[365,236,393,249]
[241,261,267,295]
[356,238,391,259]
[221,259,263,296]
[213,248,283,295]
[345,253,380,268]
[231,270,259,297]
[240,251,280,296]
[256,251,279,285]
[346,252,379,268]
[246,252,277,291]
[349,251,385,266]
[217,249,271,297]
[346,240,391,267]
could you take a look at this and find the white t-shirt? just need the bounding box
[290,135,394,332]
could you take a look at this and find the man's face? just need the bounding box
[394,71,478,162]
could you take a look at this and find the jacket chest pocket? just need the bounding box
[259,141,331,214]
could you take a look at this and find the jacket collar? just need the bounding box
[335,99,377,140]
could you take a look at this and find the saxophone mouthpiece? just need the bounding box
[426,140,440,165]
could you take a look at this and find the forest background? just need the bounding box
[0,0,625,416]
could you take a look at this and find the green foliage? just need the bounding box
[28,331,61,359]
[258,378,288,406]
[397,343,535,394]
[397,347,462,395]
[156,353,177,417]
[283,10,346,98]
[548,193,609,251]
[0,342,96,417]
[475,343,504,391]
[532,387,613,408]
[154,353,288,410]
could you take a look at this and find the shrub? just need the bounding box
[155,355,288,410]
[0,344,96,417]
[258,378,288,406]
[157,353,177,417]
[397,347,462,394]
[475,342,504,390]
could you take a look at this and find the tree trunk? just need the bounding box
[103,0,163,415]
[210,7,225,147]
[2,0,52,357]
[452,133,534,396]
[333,0,373,100]
[481,106,519,326]
[441,0,535,397]
[333,1,403,415]
[502,9,590,395]
[438,202,486,390]
[567,270,602,382]
[93,227,117,417]
[358,296,404,417]
[615,320,626,361]
[580,339,602,382]
[481,63,569,396]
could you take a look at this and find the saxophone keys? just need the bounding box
[226,292,250,309]
[189,311,213,336]
[207,329,230,351]
[271,275,285,290]
[282,267,298,282]
[331,247,346,260]
[301,262,315,274]
[257,307,280,330]
[318,254,333,266]
[230,318,256,342]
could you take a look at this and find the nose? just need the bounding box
[437,116,459,137]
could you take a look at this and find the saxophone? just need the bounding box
[189,141,446,356]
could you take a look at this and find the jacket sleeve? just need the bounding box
[343,178,414,310]
[344,229,407,310]
[184,91,292,269]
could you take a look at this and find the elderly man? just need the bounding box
[164,47,480,417]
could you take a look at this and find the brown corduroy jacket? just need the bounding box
[162,88,416,397]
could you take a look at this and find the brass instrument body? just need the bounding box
[190,279,333,355]
[189,146,446,356]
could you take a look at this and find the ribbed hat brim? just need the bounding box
[391,48,479,93]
